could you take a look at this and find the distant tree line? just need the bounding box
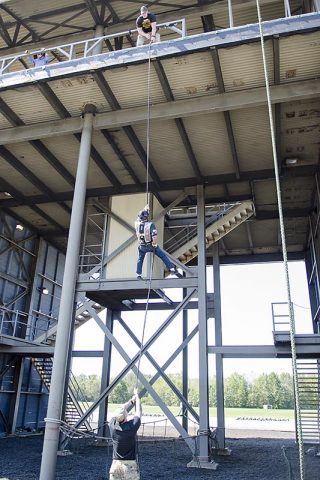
[74,371,294,409]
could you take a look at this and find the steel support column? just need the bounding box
[213,242,226,449]
[98,309,113,438]
[92,25,104,55]
[196,184,210,461]
[7,357,24,434]
[39,104,95,480]
[182,285,189,432]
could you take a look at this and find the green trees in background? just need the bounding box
[75,371,294,409]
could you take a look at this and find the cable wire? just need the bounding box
[255,2,305,479]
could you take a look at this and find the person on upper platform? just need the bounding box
[25,48,50,68]
[135,205,176,279]
[136,5,160,47]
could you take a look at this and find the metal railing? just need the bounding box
[164,203,238,254]
[0,18,186,75]
[0,307,54,341]
[271,301,292,332]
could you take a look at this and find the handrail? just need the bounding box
[0,18,186,75]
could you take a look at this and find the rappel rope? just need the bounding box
[255,2,305,479]
[135,41,154,387]
[145,42,152,207]
[136,254,155,388]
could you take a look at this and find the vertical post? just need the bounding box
[98,309,113,438]
[39,104,96,480]
[227,0,234,27]
[213,242,225,449]
[284,0,292,16]
[196,184,209,461]
[182,285,188,432]
[92,25,104,55]
[7,357,24,434]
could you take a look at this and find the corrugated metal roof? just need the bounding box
[0,159,42,196]
[280,31,320,83]
[133,119,195,180]
[5,141,72,192]
[254,179,277,207]
[281,176,315,209]
[183,113,236,175]
[103,127,145,184]
[36,203,70,227]
[10,204,59,229]
[227,181,251,196]
[161,51,218,101]
[104,64,167,109]
[1,85,61,124]
[0,113,12,129]
[230,105,274,171]
[281,98,320,166]
[91,130,136,186]
[49,74,112,116]
[250,218,279,247]
[219,40,274,92]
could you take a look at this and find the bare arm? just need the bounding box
[133,388,142,418]
[137,26,150,39]
[151,22,157,40]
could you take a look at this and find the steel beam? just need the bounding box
[182,285,189,431]
[39,106,95,480]
[1,166,318,209]
[98,309,113,438]
[207,344,320,356]
[0,345,54,355]
[196,184,210,462]
[116,314,199,421]
[2,79,318,145]
[76,303,196,452]
[213,243,225,449]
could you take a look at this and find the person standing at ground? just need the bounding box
[25,48,50,68]
[109,389,142,480]
[136,5,160,46]
[135,206,177,279]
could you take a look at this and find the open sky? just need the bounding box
[72,261,312,380]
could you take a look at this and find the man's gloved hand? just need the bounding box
[152,243,157,248]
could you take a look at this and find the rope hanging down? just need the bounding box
[145,43,152,207]
[135,44,155,386]
[255,2,305,479]
[136,254,154,387]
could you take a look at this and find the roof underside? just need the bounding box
[0,0,319,259]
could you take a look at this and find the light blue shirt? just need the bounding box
[28,55,50,67]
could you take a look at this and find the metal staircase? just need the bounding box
[32,358,92,432]
[168,201,254,264]
[297,360,320,445]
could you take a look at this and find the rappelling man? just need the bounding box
[135,205,177,279]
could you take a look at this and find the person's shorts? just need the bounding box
[109,459,140,480]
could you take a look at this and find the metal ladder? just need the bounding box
[32,358,92,432]
[296,359,320,445]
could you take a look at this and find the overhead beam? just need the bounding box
[1,79,318,145]
[0,165,318,208]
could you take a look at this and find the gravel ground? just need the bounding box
[0,433,319,480]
